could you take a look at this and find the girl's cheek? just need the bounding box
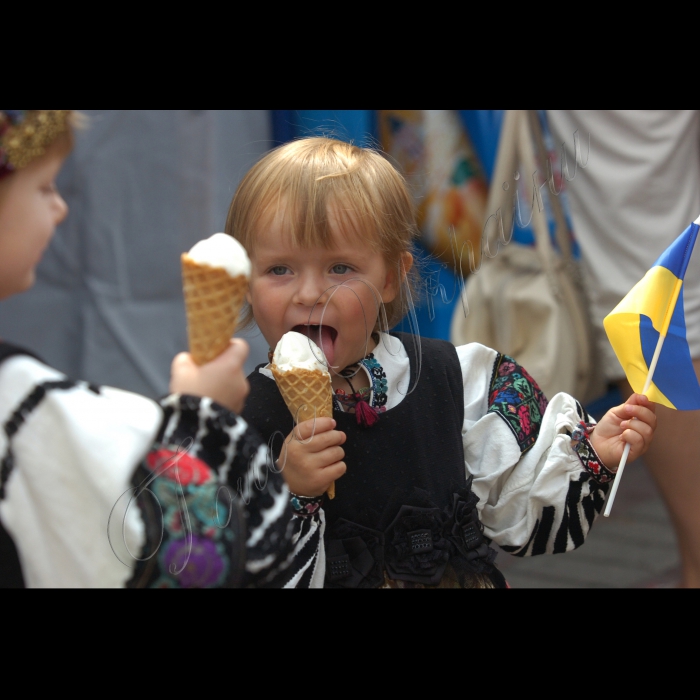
[336,286,378,316]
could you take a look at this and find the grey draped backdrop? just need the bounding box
[0,110,271,397]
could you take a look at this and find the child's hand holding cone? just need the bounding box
[282,417,346,500]
[171,339,250,414]
[271,332,341,499]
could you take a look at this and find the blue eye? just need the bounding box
[331,264,351,274]
[270,266,289,276]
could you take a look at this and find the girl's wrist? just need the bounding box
[571,421,616,483]
[290,491,324,517]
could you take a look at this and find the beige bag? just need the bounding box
[450,110,603,403]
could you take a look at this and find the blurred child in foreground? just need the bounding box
[0,110,292,587]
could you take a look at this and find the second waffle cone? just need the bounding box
[270,364,336,499]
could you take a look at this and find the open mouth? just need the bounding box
[292,324,338,366]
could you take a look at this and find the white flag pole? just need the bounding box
[604,215,700,517]
[603,335,666,517]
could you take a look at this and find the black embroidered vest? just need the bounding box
[0,342,38,589]
[243,332,504,588]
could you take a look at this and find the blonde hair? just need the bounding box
[225,137,420,330]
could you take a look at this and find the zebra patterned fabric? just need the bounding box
[496,399,612,557]
[128,394,295,588]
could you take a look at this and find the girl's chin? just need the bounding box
[0,271,34,299]
[331,338,378,372]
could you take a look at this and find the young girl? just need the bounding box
[0,109,293,588]
[231,136,657,588]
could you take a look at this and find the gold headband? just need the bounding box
[0,110,72,175]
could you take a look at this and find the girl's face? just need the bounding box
[0,146,68,299]
[248,206,410,373]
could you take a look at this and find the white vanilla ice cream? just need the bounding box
[273,331,328,372]
[187,233,251,278]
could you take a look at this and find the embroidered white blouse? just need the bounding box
[271,333,614,587]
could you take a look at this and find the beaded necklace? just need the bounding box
[333,353,388,428]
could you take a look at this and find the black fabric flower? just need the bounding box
[322,479,503,588]
[325,519,384,589]
[442,481,497,580]
[384,506,451,586]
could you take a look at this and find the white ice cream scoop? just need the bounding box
[187,233,251,278]
[181,233,250,365]
[273,331,328,372]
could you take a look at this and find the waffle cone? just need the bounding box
[182,254,248,365]
[271,364,336,499]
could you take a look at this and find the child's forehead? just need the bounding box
[253,199,380,254]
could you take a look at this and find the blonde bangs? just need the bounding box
[226,137,421,330]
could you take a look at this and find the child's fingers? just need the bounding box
[312,445,346,468]
[304,461,347,495]
[294,418,339,441]
[608,395,657,424]
[623,402,657,429]
[170,352,197,395]
[292,428,346,453]
[171,352,194,371]
[620,427,647,456]
[219,338,250,366]
[322,461,347,483]
[626,393,655,409]
[620,418,654,449]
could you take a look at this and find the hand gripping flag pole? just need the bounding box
[603,216,700,517]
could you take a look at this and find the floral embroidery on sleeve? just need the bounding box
[488,354,549,453]
[570,421,616,484]
[130,447,242,589]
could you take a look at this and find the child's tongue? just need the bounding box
[294,325,335,367]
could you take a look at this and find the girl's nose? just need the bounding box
[294,272,330,307]
[55,194,69,225]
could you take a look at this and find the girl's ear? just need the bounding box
[381,251,414,303]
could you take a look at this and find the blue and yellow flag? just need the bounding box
[604,221,700,409]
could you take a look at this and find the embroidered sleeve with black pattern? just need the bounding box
[0,372,89,588]
[487,354,549,454]
[128,394,293,588]
[0,378,94,499]
[569,401,616,484]
[499,471,609,557]
[264,514,323,588]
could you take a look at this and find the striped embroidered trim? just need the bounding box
[290,492,324,517]
[498,472,610,556]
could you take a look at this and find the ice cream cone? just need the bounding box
[182,253,248,365]
[270,364,336,499]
